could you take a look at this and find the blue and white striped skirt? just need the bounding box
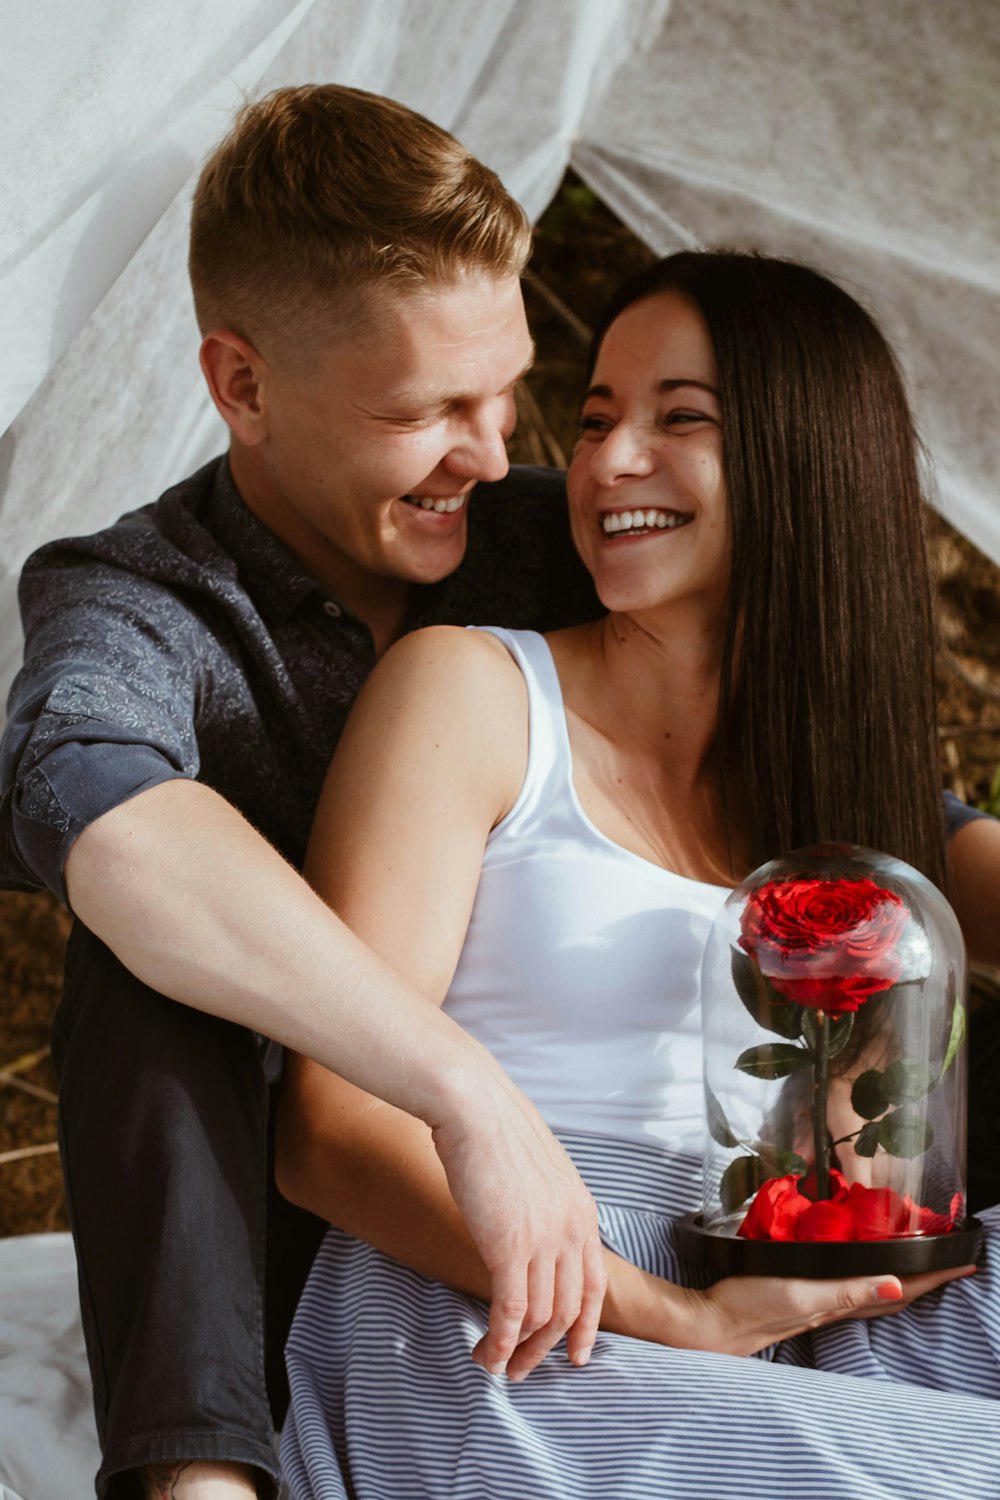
[280,1132,1000,1499]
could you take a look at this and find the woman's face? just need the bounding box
[567,290,730,621]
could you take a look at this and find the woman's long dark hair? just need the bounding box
[588,251,947,890]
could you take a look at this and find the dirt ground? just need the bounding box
[2,174,999,1238]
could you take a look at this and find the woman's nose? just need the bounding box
[586,423,657,486]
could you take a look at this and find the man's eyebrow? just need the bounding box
[583,377,720,401]
[393,349,537,411]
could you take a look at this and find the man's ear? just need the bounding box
[199,330,270,446]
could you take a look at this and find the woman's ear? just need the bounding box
[199,330,270,447]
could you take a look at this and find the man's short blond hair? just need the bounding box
[189,84,532,357]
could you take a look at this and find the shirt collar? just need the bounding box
[205,459,332,627]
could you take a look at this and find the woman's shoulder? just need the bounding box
[357,626,529,752]
[377,625,528,700]
[351,626,529,830]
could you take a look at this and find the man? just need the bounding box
[0,86,605,1499]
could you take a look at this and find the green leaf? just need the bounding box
[851,1068,891,1120]
[826,1012,856,1060]
[706,1083,741,1149]
[801,1009,855,1060]
[854,1120,882,1157]
[940,983,967,1079]
[756,1143,808,1178]
[878,1107,934,1159]
[735,1043,812,1080]
[720,1154,762,1215]
[881,1058,936,1105]
[730,949,804,1039]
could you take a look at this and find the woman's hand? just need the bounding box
[501,1249,977,1376]
[661,1264,978,1357]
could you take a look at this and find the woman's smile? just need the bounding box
[600,506,692,537]
[567,289,728,616]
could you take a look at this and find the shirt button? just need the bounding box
[323,601,342,619]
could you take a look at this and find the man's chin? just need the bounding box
[394,531,468,587]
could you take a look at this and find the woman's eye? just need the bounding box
[578,414,611,434]
[662,409,709,427]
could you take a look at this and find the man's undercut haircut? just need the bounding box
[189,84,532,358]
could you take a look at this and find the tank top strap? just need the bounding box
[469,627,575,843]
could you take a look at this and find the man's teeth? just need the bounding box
[602,509,689,535]
[407,495,466,513]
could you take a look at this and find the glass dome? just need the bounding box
[680,844,982,1275]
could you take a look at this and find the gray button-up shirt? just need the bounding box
[0,458,599,902]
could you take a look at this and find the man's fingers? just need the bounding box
[504,1324,561,1382]
[431,1070,606,1377]
[485,1235,608,1383]
[474,1265,529,1374]
[505,1252,580,1383]
[565,1236,607,1368]
[505,1240,608,1382]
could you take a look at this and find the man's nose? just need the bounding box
[444,395,514,483]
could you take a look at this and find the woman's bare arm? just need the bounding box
[948,815,1000,968]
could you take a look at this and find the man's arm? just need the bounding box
[1,538,604,1375]
[62,776,604,1374]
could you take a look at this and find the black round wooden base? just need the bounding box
[676,1214,984,1277]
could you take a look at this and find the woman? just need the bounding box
[276,252,1000,1498]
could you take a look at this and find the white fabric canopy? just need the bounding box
[2,0,999,716]
[1,4,998,1495]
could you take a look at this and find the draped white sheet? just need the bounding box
[2,0,998,715]
[1,4,998,1495]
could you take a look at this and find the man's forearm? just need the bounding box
[63,778,487,1126]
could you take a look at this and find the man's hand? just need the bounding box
[431,1066,606,1377]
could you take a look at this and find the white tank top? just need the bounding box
[442,628,731,1155]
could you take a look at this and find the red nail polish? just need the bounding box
[874,1282,903,1301]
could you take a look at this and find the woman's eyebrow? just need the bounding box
[583,377,720,400]
[656,377,720,397]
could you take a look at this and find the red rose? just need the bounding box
[797,1199,860,1240]
[738,1174,961,1242]
[845,1183,911,1238]
[739,876,909,1014]
[736,1174,812,1240]
[902,1191,964,1237]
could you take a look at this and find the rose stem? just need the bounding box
[813,1010,830,1200]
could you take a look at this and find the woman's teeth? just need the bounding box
[602,509,689,535]
[406,495,465,513]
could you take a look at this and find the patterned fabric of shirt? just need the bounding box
[0,457,599,903]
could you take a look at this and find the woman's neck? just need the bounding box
[548,610,748,885]
[581,610,725,772]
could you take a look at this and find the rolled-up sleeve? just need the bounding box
[943,787,993,840]
[1,550,202,903]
